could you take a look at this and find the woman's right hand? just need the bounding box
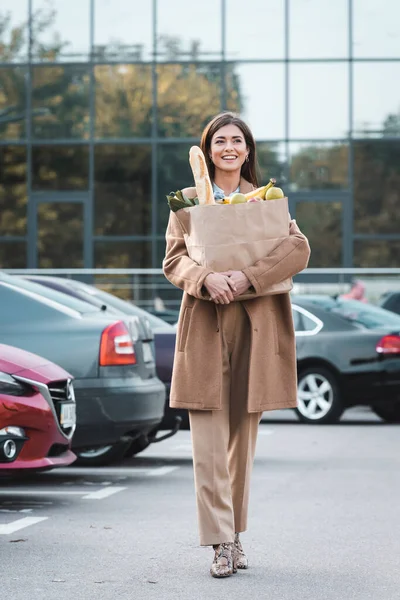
[204,273,237,304]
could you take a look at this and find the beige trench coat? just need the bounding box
[162,178,311,413]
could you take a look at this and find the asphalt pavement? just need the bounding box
[1,409,399,600]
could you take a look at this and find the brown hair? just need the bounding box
[200,112,259,188]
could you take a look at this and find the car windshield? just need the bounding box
[298,296,400,329]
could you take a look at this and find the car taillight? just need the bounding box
[99,321,137,366]
[376,334,400,355]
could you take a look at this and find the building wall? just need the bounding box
[0,0,399,270]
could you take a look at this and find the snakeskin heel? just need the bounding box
[233,533,249,569]
[210,542,237,578]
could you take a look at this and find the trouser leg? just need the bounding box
[228,304,262,534]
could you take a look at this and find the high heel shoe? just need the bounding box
[233,533,248,569]
[210,542,237,578]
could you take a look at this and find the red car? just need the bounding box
[0,344,76,473]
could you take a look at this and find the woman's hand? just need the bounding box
[204,273,236,304]
[220,270,251,297]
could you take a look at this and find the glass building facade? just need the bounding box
[0,0,399,271]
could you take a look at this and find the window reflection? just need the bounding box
[31,0,90,62]
[226,64,285,139]
[157,143,193,234]
[354,241,400,267]
[94,145,152,236]
[0,147,27,235]
[37,203,83,268]
[95,65,152,138]
[296,201,342,267]
[0,243,26,267]
[0,0,28,62]
[156,0,222,61]
[32,66,90,139]
[94,241,152,269]
[226,0,284,59]
[0,68,26,139]
[32,146,89,190]
[289,142,349,191]
[94,0,152,62]
[353,63,400,137]
[289,0,348,58]
[354,141,400,234]
[289,64,349,138]
[157,64,222,137]
[353,0,400,58]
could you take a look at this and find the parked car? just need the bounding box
[379,291,400,316]
[23,275,185,434]
[0,272,167,465]
[292,295,400,423]
[0,343,76,474]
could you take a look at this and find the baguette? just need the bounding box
[189,146,215,205]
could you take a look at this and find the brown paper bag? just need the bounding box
[175,197,293,300]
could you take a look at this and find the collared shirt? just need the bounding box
[212,182,240,201]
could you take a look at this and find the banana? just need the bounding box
[244,178,276,200]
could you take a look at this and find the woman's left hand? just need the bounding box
[220,270,251,297]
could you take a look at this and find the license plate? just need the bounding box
[142,342,154,363]
[60,403,76,427]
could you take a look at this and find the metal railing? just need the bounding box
[4,268,400,310]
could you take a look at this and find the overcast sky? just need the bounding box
[2,0,400,139]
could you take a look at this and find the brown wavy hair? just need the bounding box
[200,112,259,188]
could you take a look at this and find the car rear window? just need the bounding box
[315,298,400,330]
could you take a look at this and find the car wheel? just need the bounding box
[295,366,344,424]
[125,434,150,457]
[372,403,400,423]
[74,441,131,466]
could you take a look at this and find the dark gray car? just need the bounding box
[0,272,166,465]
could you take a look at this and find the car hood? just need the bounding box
[0,343,71,383]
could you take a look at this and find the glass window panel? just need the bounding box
[32,146,89,190]
[289,64,349,138]
[94,242,152,269]
[353,63,400,138]
[157,143,193,234]
[37,203,83,268]
[289,0,348,58]
[226,0,284,60]
[31,0,90,62]
[0,68,26,140]
[257,142,287,187]
[296,201,342,267]
[156,0,221,61]
[226,64,285,139]
[0,146,27,235]
[32,66,90,139]
[354,141,400,234]
[0,0,28,62]
[353,0,400,58]
[94,0,152,62]
[0,242,26,268]
[95,65,152,138]
[157,64,222,137]
[354,241,400,267]
[289,142,349,191]
[94,145,152,236]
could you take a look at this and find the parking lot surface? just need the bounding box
[2,410,399,600]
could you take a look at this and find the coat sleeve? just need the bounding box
[162,211,214,299]
[242,230,311,296]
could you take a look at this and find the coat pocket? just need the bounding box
[178,307,192,352]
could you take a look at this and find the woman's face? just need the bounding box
[209,124,249,174]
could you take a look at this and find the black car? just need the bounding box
[379,291,400,316]
[292,295,400,424]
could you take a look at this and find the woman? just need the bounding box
[163,112,310,578]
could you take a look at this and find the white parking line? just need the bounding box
[145,466,178,477]
[61,466,179,476]
[258,429,275,436]
[0,516,48,535]
[82,486,126,500]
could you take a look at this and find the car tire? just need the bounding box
[295,366,344,424]
[372,403,400,423]
[74,441,131,466]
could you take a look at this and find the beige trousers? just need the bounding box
[189,302,262,546]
